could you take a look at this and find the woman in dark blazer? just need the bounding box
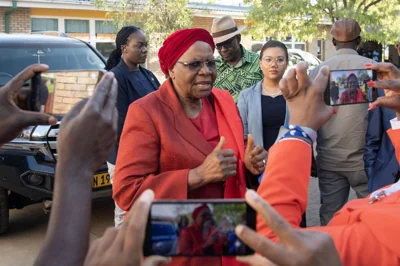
[105,26,160,227]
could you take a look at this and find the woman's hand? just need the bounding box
[244,134,268,175]
[189,137,237,190]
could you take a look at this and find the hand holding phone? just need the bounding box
[144,199,256,257]
[324,69,378,106]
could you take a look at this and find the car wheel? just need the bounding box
[0,187,9,234]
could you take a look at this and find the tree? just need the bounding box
[244,0,400,44]
[95,0,193,47]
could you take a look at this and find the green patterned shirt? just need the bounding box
[214,45,263,102]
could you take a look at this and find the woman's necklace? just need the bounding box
[262,84,282,98]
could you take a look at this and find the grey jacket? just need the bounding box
[237,80,290,148]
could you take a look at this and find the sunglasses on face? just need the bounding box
[176,60,217,71]
[262,56,286,66]
[216,36,237,50]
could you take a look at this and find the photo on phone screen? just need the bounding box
[324,69,377,106]
[30,70,105,114]
[143,200,256,257]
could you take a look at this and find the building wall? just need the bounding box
[0,7,30,33]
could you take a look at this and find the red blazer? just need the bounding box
[113,79,247,266]
[257,130,400,265]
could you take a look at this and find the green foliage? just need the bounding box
[212,204,246,226]
[95,0,193,47]
[245,0,400,44]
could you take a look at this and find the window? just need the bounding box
[282,36,306,51]
[31,18,58,32]
[96,42,116,59]
[65,19,89,33]
[316,40,324,60]
[95,21,115,34]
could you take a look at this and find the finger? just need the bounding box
[365,62,400,76]
[313,65,330,93]
[285,68,298,97]
[219,149,235,158]
[235,225,290,266]
[279,78,290,99]
[236,254,277,266]
[251,152,267,165]
[244,190,297,243]
[83,239,101,264]
[213,136,226,152]
[4,64,49,93]
[104,77,118,116]
[87,72,115,111]
[112,107,118,139]
[370,95,400,112]
[97,227,119,253]
[119,189,155,254]
[222,155,238,165]
[17,110,57,128]
[295,61,310,91]
[250,146,264,158]
[367,79,400,92]
[225,170,237,178]
[143,256,171,266]
[245,134,255,154]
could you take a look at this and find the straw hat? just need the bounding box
[211,15,245,44]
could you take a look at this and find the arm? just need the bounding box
[237,91,249,139]
[312,223,398,265]
[113,103,190,211]
[257,138,311,241]
[363,105,383,180]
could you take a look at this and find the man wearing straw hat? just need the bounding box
[211,15,263,102]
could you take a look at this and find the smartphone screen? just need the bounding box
[29,70,105,114]
[324,69,378,106]
[143,200,256,257]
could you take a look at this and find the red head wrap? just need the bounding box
[158,28,215,76]
[192,204,210,221]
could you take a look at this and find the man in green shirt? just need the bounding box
[211,15,263,102]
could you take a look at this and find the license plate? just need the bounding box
[92,173,111,188]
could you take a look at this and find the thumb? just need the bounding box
[213,136,225,152]
[18,110,57,128]
[314,65,330,93]
[143,256,171,266]
[246,134,255,153]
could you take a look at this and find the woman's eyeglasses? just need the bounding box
[262,56,287,66]
[176,60,217,71]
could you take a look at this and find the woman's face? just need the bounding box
[195,208,212,227]
[170,41,217,100]
[260,47,288,81]
[122,30,148,65]
[347,76,359,91]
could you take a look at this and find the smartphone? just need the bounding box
[324,69,378,106]
[29,70,105,114]
[143,199,256,257]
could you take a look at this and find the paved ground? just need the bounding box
[0,179,356,265]
[306,176,356,227]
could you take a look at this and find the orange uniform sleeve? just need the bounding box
[310,224,399,265]
[112,103,189,211]
[256,139,311,241]
[388,129,400,162]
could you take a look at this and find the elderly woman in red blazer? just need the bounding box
[113,28,267,266]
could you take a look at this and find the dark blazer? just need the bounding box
[364,89,399,192]
[107,60,160,164]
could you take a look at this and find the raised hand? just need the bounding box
[281,62,333,131]
[83,190,170,266]
[193,137,238,185]
[235,190,342,266]
[244,134,268,175]
[0,64,57,146]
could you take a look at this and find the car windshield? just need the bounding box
[152,223,176,236]
[0,42,105,86]
[299,52,321,66]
